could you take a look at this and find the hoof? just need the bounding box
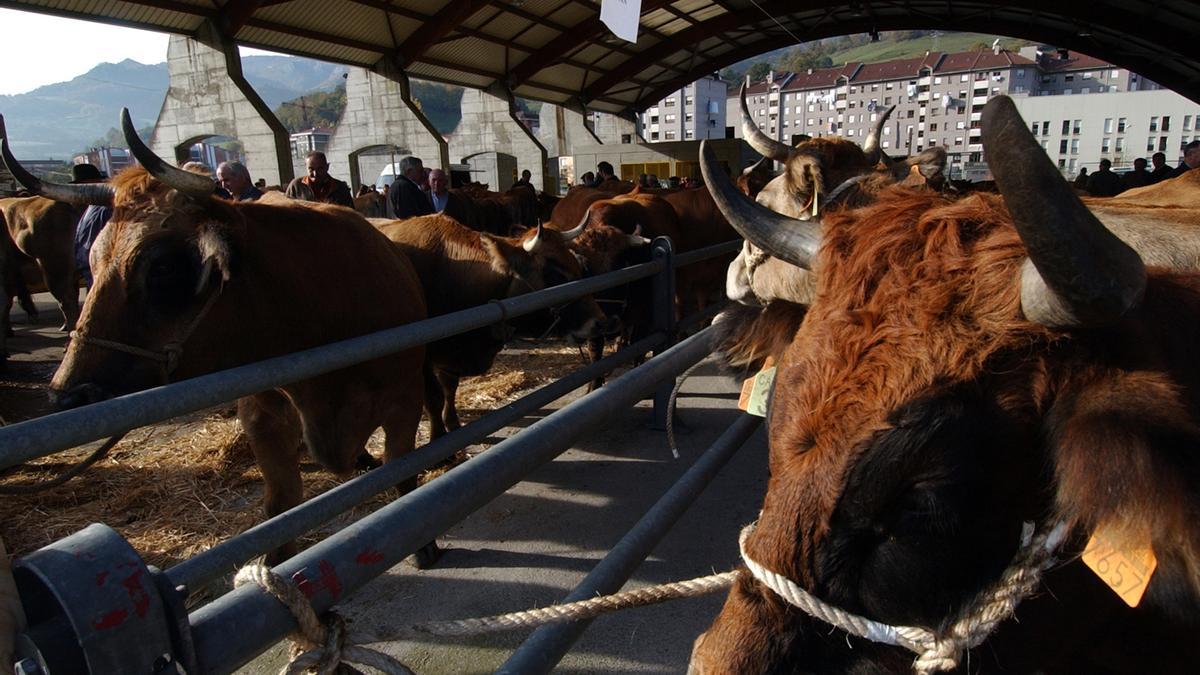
[409,541,442,569]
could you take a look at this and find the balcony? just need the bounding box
[918,91,931,102]
[970,112,983,122]
[968,143,983,152]
[972,95,988,106]
[835,99,847,109]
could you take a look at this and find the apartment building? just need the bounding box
[639,74,728,143]
[728,44,1176,179]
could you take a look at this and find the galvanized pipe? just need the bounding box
[187,327,715,674]
[166,332,667,590]
[498,412,763,674]
[673,239,741,267]
[0,261,663,470]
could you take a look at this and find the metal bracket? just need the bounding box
[12,524,196,674]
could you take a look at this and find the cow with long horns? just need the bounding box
[691,95,1200,672]
[1,111,428,564]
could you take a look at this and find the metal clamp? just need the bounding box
[12,524,196,674]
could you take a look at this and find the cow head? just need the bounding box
[0,110,240,406]
[486,222,618,342]
[691,96,1200,672]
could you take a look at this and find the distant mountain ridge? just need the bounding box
[0,55,348,159]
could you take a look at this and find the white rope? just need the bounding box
[738,521,1068,674]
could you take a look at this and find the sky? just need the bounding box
[0,8,276,96]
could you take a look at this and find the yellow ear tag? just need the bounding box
[1081,526,1157,608]
[738,363,776,418]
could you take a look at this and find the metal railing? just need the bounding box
[6,237,747,675]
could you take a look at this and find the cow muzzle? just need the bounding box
[49,383,111,411]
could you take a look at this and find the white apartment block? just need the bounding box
[727,44,1176,179]
[638,74,728,143]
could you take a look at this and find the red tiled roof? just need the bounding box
[1039,51,1112,72]
[741,48,1043,90]
[779,64,856,90]
[935,49,1036,73]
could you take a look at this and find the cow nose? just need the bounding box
[49,383,110,411]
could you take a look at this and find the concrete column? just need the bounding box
[447,83,547,191]
[592,112,643,145]
[538,103,601,157]
[152,21,292,186]
[326,61,448,191]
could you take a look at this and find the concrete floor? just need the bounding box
[238,357,769,675]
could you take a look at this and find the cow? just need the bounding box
[0,196,80,331]
[1,111,428,565]
[353,190,388,218]
[688,95,1200,672]
[374,214,612,438]
[443,183,539,236]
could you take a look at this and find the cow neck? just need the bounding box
[737,519,1068,674]
[69,282,224,383]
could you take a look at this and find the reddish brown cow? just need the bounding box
[0,196,80,331]
[3,115,427,565]
[444,184,539,235]
[690,97,1200,672]
[376,215,609,437]
[353,190,387,218]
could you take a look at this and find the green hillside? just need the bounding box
[827,32,1030,65]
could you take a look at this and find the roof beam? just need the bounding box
[397,0,494,68]
[219,0,266,37]
[507,0,677,87]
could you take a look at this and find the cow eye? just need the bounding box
[139,243,199,311]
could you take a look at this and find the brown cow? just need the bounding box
[0,196,80,331]
[376,215,610,437]
[353,190,388,218]
[3,113,427,565]
[690,97,1200,672]
[443,184,539,235]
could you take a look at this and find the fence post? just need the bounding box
[650,236,676,430]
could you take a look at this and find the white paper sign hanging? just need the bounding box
[600,0,642,43]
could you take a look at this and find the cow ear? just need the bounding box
[1049,371,1200,599]
[194,224,234,294]
[901,147,948,185]
[480,233,536,280]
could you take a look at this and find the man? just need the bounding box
[595,161,618,184]
[1173,140,1200,178]
[388,156,433,219]
[1149,152,1174,183]
[429,168,451,213]
[1072,167,1089,190]
[285,151,354,207]
[1120,157,1153,192]
[70,163,111,289]
[215,161,262,201]
[512,169,532,189]
[1086,158,1122,197]
[578,171,595,186]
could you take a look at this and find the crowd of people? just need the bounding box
[1073,140,1199,196]
[576,160,701,189]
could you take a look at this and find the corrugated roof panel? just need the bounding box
[512,84,571,105]
[531,63,587,90]
[654,17,695,35]
[689,5,726,22]
[641,9,676,30]
[423,39,506,76]
[543,2,593,26]
[388,15,426,44]
[256,0,392,50]
[407,62,493,89]
[513,24,559,49]
[671,0,717,13]
[467,10,534,39]
[236,26,378,65]
[402,0,448,15]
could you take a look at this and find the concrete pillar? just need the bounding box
[152,21,292,186]
[592,112,643,145]
[326,61,448,191]
[447,83,547,192]
[538,103,600,157]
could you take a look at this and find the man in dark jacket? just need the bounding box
[1086,158,1122,197]
[1149,152,1174,183]
[388,156,434,219]
[1172,140,1200,178]
[1120,157,1153,192]
[285,152,353,207]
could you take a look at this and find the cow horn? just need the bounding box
[627,224,650,246]
[522,222,544,252]
[863,104,896,166]
[0,116,114,206]
[561,208,589,241]
[121,108,216,200]
[740,85,790,162]
[740,155,771,177]
[699,139,820,269]
[983,96,1145,327]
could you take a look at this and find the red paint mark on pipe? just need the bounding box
[122,569,150,618]
[96,571,109,587]
[318,560,342,600]
[356,549,384,565]
[292,569,316,598]
[92,609,127,630]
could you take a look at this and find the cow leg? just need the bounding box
[435,369,463,432]
[382,365,442,569]
[423,361,449,438]
[586,335,606,392]
[238,392,304,566]
[36,255,79,332]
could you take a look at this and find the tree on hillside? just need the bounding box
[274,85,347,133]
[784,43,834,72]
[746,62,772,82]
[88,125,155,150]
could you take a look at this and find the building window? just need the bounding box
[960,74,969,82]
[665,114,676,123]
[1104,118,1113,133]
[1016,68,1025,77]
[930,123,938,131]
[1147,137,1156,152]
[1111,69,1120,78]
[934,76,943,84]
[1062,120,1071,135]
[1185,115,1193,131]
[957,121,966,130]
[1150,116,1159,132]
[1065,75,1074,82]
[848,114,856,123]
[685,129,694,139]
[651,132,659,141]
[847,129,855,137]
[955,137,963,146]
[884,96,892,104]
[1070,138,1079,154]
[685,96,694,105]
[1058,158,1067,169]
[1073,120,1082,135]
[882,140,890,148]
[1163,116,1171,132]
[665,131,676,140]
[1117,117,1127,133]
[886,82,894,90]
[1102,138,1111,152]
[1116,137,1125,152]
[907,109,915,118]
[665,98,676,107]
[1160,136,1169,151]
[1041,121,1050,135]
[1060,139,1069,154]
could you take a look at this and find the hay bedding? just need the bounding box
[0,342,592,574]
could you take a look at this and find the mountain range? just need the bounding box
[0,55,349,159]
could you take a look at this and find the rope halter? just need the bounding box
[738,520,1069,674]
[68,282,223,382]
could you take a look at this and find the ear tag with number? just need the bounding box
[1081,526,1157,608]
[738,366,776,418]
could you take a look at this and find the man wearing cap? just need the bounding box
[71,163,112,289]
[285,151,354,207]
